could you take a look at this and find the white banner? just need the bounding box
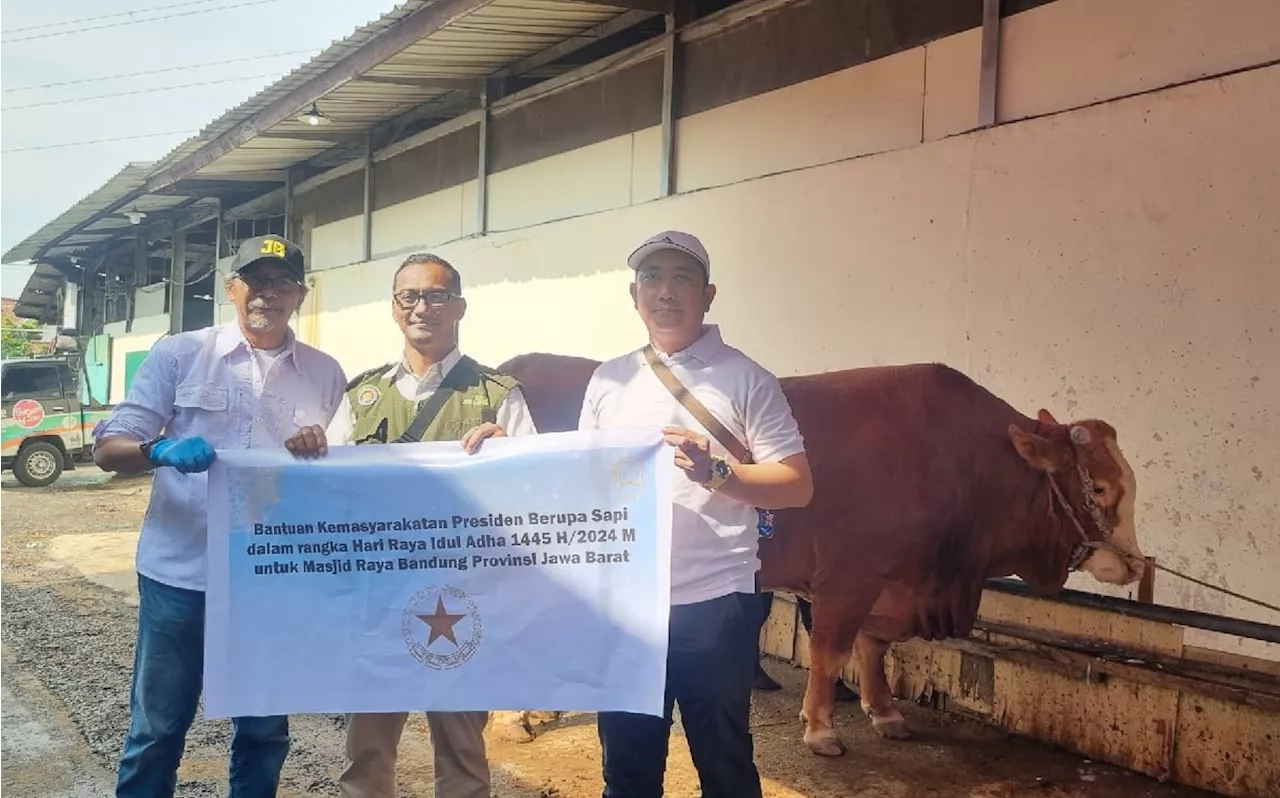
[204,427,673,719]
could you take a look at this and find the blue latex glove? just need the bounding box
[148,436,217,474]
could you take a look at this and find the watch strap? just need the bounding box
[139,434,166,462]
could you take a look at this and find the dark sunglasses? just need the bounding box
[237,271,303,293]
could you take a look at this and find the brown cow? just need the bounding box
[497,354,1145,757]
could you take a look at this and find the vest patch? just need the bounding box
[345,356,518,445]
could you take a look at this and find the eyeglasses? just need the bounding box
[393,289,458,309]
[237,272,302,293]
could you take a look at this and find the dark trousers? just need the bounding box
[116,575,290,798]
[598,592,763,798]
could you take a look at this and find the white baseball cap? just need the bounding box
[626,230,711,279]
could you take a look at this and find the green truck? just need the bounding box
[2,353,115,487]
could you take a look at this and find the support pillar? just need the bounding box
[978,0,1001,128]
[284,170,295,241]
[168,231,186,336]
[127,231,147,333]
[476,86,491,235]
[658,10,679,197]
[361,133,373,262]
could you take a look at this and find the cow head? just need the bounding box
[1008,410,1145,586]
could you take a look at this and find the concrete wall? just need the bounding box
[102,316,167,404]
[240,0,1280,659]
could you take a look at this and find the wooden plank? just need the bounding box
[1184,644,1280,679]
[992,657,1180,781]
[1139,556,1156,603]
[976,619,1280,695]
[977,588,1186,657]
[1173,693,1280,798]
[759,593,797,663]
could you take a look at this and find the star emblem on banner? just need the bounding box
[402,585,483,670]
[416,595,467,646]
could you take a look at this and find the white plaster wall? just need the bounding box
[371,184,467,257]
[310,215,364,271]
[487,131,654,232]
[998,0,1280,123]
[675,47,928,193]
[299,0,1280,658]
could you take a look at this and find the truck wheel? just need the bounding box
[14,441,64,487]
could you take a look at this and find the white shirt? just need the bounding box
[578,325,806,605]
[326,347,537,445]
[92,322,348,591]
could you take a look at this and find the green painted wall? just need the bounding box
[123,350,149,398]
[84,334,111,406]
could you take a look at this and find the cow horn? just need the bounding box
[1069,425,1091,445]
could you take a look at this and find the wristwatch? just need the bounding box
[702,455,733,492]
[139,434,166,462]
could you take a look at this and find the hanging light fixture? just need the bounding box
[296,102,332,126]
[123,206,147,224]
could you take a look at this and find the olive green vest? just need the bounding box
[345,356,518,445]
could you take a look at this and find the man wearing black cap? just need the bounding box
[94,233,349,798]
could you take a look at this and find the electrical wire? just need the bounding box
[1,129,198,153]
[4,0,240,33]
[3,49,318,93]
[2,0,283,44]
[2,73,284,111]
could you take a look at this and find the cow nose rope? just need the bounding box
[1047,473,1280,615]
[1145,561,1280,614]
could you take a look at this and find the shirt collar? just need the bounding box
[396,347,462,385]
[649,324,724,366]
[215,321,304,376]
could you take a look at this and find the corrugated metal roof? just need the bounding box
[2,0,640,271]
[11,263,69,325]
[2,163,153,263]
[148,0,624,181]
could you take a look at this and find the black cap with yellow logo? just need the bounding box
[231,234,305,281]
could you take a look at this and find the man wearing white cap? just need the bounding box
[578,231,814,798]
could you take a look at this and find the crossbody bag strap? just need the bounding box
[393,356,476,444]
[643,344,754,465]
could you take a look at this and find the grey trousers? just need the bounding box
[338,710,490,798]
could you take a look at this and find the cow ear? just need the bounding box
[1038,409,1059,425]
[1009,424,1061,473]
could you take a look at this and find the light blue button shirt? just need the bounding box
[93,321,348,591]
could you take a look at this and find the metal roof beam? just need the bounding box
[141,0,499,195]
[375,109,483,165]
[493,9,655,79]
[561,0,670,13]
[185,171,288,183]
[224,186,288,222]
[354,75,483,91]
[256,130,371,145]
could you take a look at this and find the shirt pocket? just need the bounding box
[172,381,233,445]
[290,401,329,433]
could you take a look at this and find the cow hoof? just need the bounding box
[871,715,911,741]
[804,731,847,757]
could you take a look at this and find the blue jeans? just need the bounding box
[116,574,291,798]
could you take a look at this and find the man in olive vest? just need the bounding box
[286,252,537,798]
